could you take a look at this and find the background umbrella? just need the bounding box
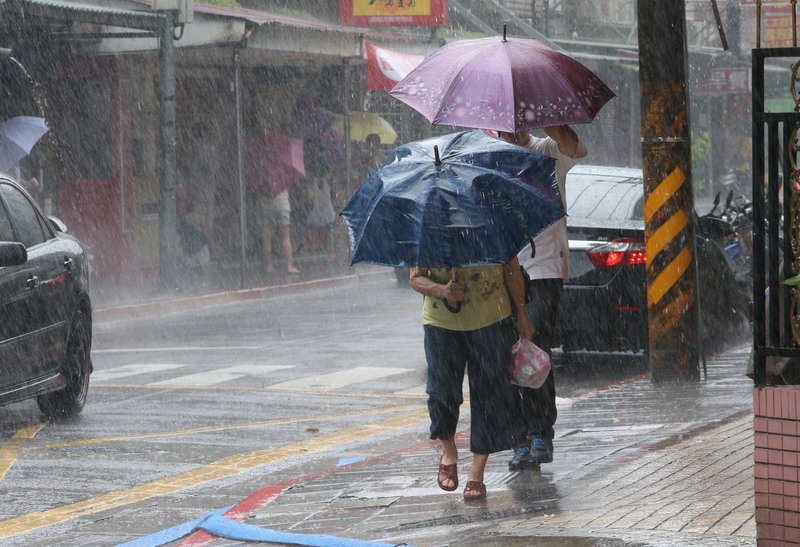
[332,111,398,144]
[243,130,305,198]
[341,130,563,268]
[297,107,347,163]
[389,31,615,133]
[0,116,49,172]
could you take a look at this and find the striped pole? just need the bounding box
[637,0,700,381]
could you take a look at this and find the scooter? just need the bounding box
[694,192,753,347]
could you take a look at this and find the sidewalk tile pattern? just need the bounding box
[237,347,759,546]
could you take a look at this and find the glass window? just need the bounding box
[0,198,13,242]
[0,184,50,248]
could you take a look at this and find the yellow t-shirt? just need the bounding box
[421,266,512,331]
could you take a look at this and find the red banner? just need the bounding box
[340,0,447,27]
[365,42,425,91]
[698,68,750,94]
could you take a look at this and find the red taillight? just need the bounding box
[588,238,646,267]
[50,272,68,286]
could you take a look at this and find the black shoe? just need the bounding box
[531,438,553,464]
[508,445,536,471]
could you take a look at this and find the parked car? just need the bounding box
[557,165,749,355]
[0,174,92,418]
[558,165,648,353]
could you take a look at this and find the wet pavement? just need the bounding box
[90,268,757,547]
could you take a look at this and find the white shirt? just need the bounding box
[517,135,587,280]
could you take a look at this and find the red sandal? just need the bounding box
[437,456,458,491]
[463,480,486,500]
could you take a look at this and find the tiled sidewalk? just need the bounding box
[228,346,757,547]
[502,415,755,543]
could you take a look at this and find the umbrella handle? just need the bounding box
[443,268,462,313]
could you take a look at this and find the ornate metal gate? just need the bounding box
[752,47,800,386]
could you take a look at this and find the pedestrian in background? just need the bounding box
[258,187,299,275]
[409,262,532,500]
[11,161,38,194]
[304,137,337,261]
[498,125,587,471]
[357,133,383,182]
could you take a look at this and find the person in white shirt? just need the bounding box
[498,125,588,470]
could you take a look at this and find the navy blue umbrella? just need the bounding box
[341,130,563,268]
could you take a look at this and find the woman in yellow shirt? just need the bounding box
[410,258,533,500]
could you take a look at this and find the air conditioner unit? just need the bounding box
[152,0,194,24]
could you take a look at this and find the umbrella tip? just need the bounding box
[434,145,442,166]
[503,24,507,42]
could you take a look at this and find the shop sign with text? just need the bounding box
[340,0,448,26]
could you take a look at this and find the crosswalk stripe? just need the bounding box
[268,367,413,391]
[149,365,293,387]
[394,375,470,397]
[91,364,186,383]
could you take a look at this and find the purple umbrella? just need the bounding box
[389,32,615,133]
[297,107,347,163]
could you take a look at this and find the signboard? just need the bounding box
[699,68,750,93]
[365,42,425,91]
[340,0,448,27]
[742,3,798,47]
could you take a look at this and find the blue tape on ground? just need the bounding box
[200,512,412,547]
[336,457,367,467]
[114,506,233,547]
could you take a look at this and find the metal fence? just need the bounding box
[751,47,800,386]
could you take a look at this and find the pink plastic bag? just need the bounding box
[509,338,551,389]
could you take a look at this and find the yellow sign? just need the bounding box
[354,0,431,17]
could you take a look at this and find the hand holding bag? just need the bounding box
[510,337,551,389]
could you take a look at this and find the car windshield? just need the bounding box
[566,169,644,222]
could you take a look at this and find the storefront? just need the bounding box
[0,0,439,289]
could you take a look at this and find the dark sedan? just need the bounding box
[0,175,92,418]
[558,165,648,354]
[558,165,750,356]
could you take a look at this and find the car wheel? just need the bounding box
[37,310,91,419]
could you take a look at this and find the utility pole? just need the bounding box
[637,1,700,381]
[158,10,178,290]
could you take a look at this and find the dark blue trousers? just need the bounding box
[424,317,524,455]
[514,278,562,443]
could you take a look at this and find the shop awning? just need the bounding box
[2,0,163,31]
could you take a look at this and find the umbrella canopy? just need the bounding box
[341,130,564,268]
[243,130,305,198]
[389,33,615,133]
[332,111,398,144]
[0,116,49,172]
[297,107,347,163]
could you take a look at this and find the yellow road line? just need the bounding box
[0,409,430,539]
[648,246,692,307]
[27,404,425,451]
[0,423,46,481]
[644,167,685,223]
[645,210,688,264]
